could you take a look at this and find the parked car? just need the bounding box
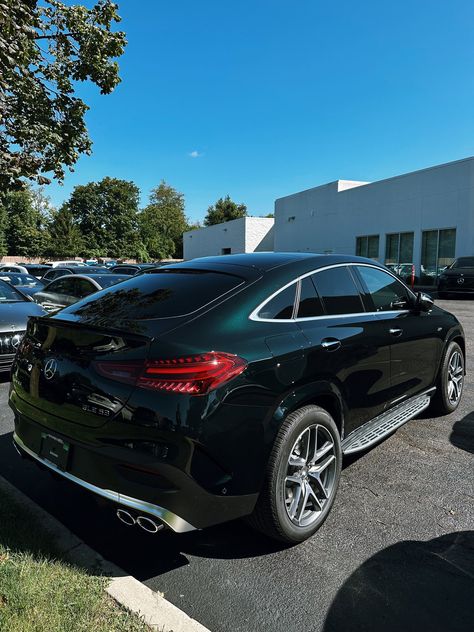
[437,256,474,297]
[42,266,111,283]
[0,279,46,372]
[0,273,46,297]
[33,274,129,312]
[16,264,53,279]
[44,260,87,268]
[110,263,158,275]
[10,253,465,543]
[0,264,28,274]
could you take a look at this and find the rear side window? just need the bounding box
[69,270,244,319]
[312,267,363,315]
[258,284,296,319]
[297,276,324,318]
[74,278,95,298]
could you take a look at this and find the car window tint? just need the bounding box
[297,276,324,318]
[68,270,244,319]
[356,266,410,311]
[49,278,74,294]
[258,284,296,319]
[0,280,24,301]
[312,267,363,315]
[74,278,94,298]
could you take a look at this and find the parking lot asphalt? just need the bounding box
[0,299,473,632]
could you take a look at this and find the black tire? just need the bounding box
[430,341,465,416]
[248,405,342,544]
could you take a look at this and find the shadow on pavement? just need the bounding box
[323,531,474,632]
[0,428,285,582]
[449,412,474,454]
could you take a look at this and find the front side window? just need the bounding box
[356,266,410,311]
[258,283,296,320]
[312,267,363,315]
[49,278,75,295]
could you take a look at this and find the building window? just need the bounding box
[385,232,414,266]
[421,228,456,285]
[221,248,231,255]
[356,235,379,260]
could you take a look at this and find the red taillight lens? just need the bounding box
[94,352,247,395]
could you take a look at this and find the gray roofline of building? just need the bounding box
[275,155,474,203]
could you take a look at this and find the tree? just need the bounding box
[3,186,47,256]
[139,182,188,259]
[204,196,247,226]
[67,177,144,258]
[0,0,126,191]
[46,205,84,257]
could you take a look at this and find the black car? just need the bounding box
[16,264,53,278]
[437,257,474,297]
[10,254,465,543]
[0,280,46,372]
[33,274,129,312]
[110,263,158,275]
[0,272,46,297]
[42,266,111,283]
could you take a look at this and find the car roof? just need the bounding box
[161,252,385,277]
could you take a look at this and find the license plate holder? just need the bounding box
[39,433,70,471]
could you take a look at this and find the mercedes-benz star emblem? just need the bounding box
[457,277,465,284]
[11,334,22,350]
[43,358,58,380]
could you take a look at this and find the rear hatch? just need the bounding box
[12,268,249,428]
[12,318,153,428]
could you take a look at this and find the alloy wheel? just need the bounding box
[447,350,464,405]
[284,424,337,528]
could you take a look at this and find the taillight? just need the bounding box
[94,352,247,395]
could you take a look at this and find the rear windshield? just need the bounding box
[67,270,244,319]
[450,257,474,269]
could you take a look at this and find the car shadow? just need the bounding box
[323,530,474,632]
[449,412,474,454]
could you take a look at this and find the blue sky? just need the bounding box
[47,0,474,222]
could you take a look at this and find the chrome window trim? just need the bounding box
[249,262,414,323]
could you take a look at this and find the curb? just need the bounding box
[0,474,211,632]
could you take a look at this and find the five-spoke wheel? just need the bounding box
[248,405,341,544]
[285,424,337,528]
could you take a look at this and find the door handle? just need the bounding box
[389,328,403,337]
[321,338,341,351]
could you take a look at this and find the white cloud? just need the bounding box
[188,150,203,158]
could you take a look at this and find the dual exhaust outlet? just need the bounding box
[116,508,165,534]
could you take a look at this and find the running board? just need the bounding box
[341,390,434,455]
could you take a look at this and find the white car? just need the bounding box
[44,260,87,268]
[0,264,28,274]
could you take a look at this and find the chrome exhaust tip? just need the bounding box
[116,508,136,526]
[136,515,164,534]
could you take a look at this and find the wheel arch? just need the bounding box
[268,381,346,440]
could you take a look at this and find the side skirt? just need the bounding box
[341,388,435,455]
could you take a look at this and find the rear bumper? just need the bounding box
[13,432,196,532]
[11,410,259,531]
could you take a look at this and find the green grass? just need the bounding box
[0,487,149,632]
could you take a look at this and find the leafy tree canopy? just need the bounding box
[3,186,47,256]
[0,0,126,191]
[67,177,143,258]
[139,182,188,259]
[204,195,247,226]
[46,204,83,257]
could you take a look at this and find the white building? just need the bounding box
[275,157,474,287]
[184,216,274,260]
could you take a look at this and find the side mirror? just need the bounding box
[415,291,434,312]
